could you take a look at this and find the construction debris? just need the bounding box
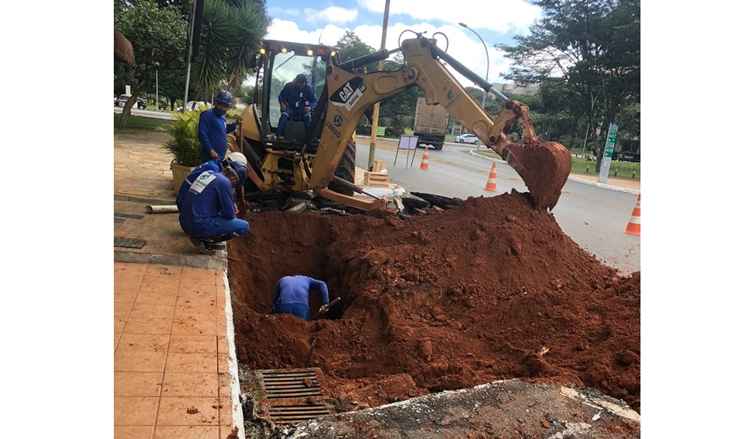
[277,379,639,438]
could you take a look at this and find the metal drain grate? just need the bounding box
[254,368,332,425]
[268,403,332,425]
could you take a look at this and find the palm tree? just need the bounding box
[191,0,268,98]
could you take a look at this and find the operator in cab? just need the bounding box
[272,275,329,320]
[176,152,250,254]
[277,74,317,138]
[198,90,237,163]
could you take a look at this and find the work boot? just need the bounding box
[189,237,215,255]
[205,242,227,251]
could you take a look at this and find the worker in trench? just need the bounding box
[276,74,317,139]
[272,275,331,320]
[176,152,250,254]
[198,90,237,163]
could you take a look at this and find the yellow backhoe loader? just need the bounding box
[230,34,571,211]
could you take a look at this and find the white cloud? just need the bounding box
[265,19,348,46]
[268,7,300,17]
[305,6,359,23]
[359,0,540,33]
[264,20,514,87]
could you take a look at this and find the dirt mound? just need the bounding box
[228,192,640,411]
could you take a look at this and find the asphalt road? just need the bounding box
[355,141,640,274]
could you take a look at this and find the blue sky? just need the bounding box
[263,0,543,85]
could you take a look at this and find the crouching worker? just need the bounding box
[272,275,329,321]
[177,152,250,254]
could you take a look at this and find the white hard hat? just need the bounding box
[226,152,248,167]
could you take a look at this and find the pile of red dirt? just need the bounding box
[228,191,640,411]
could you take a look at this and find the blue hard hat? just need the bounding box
[214,90,233,106]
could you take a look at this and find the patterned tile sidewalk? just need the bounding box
[115,262,240,439]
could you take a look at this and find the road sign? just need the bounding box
[376,126,386,136]
[599,122,618,184]
[395,135,419,167]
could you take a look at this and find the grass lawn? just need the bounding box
[114,114,173,132]
[474,148,640,180]
[571,156,640,180]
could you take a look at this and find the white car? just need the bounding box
[178,101,210,112]
[455,133,479,145]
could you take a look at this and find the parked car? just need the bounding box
[177,101,210,112]
[115,94,146,109]
[455,133,480,145]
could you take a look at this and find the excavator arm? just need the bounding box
[310,36,571,211]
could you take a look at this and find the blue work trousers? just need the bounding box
[277,111,311,136]
[182,216,250,242]
[272,302,310,320]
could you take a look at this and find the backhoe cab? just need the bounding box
[233,40,355,196]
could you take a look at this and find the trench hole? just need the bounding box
[228,213,356,322]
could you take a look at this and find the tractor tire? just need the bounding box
[328,140,356,196]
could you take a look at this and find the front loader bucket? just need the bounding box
[502,141,571,211]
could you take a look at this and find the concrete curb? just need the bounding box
[113,250,227,270]
[466,149,640,195]
[222,272,246,439]
[566,176,641,195]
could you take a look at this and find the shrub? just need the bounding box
[165,109,205,166]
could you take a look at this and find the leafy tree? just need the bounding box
[115,0,186,127]
[376,56,422,136]
[238,83,255,104]
[499,0,640,169]
[335,31,376,67]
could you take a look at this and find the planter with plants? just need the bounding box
[165,109,204,192]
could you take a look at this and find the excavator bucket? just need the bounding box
[501,140,572,211]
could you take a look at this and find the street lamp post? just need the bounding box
[182,0,198,112]
[155,62,159,111]
[458,22,489,110]
[367,0,391,171]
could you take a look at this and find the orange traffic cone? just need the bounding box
[484,162,497,192]
[625,194,641,236]
[419,147,430,170]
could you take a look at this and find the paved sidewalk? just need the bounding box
[115,131,243,439]
[115,263,239,439]
[114,263,241,439]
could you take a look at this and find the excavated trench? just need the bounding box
[228,192,641,412]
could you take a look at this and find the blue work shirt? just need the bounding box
[198,108,237,162]
[278,83,317,117]
[273,276,329,307]
[176,160,237,236]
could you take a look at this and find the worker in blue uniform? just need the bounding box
[272,275,330,320]
[277,74,317,138]
[198,90,237,163]
[176,152,250,253]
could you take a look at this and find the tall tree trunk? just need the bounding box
[595,115,614,173]
[170,96,176,111]
[581,121,590,156]
[118,93,139,128]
